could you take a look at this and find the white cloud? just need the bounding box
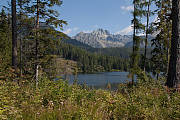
[73,27,79,31]
[82,30,92,33]
[64,27,79,35]
[116,16,159,36]
[120,5,133,12]
[116,25,133,35]
[64,29,72,34]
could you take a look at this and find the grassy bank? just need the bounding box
[0,77,180,120]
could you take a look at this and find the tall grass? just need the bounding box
[0,77,180,120]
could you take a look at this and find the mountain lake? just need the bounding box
[63,72,133,90]
[60,72,161,90]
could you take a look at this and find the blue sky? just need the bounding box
[59,0,134,36]
[0,0,156,36]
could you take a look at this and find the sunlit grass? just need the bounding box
[0,77,180,120]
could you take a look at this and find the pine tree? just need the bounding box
[25,0,67,84]
[16,0,31,76]
[11,0,18,71]
[151,0,172,78]
[0,9,12,80]
[0,9,11,67]
[131,0,145,84]
[142,0,155,72]
[35,0,40,87]
[166,0,180,88]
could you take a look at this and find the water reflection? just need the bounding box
[67,72,132,90]
[60,71,163,90]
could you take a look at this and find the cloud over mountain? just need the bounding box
[120,5,133,11]
[116,25,133,35]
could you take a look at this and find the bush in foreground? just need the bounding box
[0,77,180,120]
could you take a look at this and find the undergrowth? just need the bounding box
[0,76,180,120]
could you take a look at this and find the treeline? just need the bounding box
[87,47,131,58]
[0,0,67,82]
[62,38,157,72]
[62,38,132,58]
[129,0,172,82]
[55,43,129,73]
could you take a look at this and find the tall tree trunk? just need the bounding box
[166,0,180,88]
[132,1,136,85]
[11,0,18,70]
[19,0,23,76]
[35,0,40,87]
[143,0,150,72]
[166,24,170,75]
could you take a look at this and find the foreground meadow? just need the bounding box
[0,77,180,120]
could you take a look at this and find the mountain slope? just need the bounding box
[72,28,154,48]
[62,38,93,49]
[72,29,133,48]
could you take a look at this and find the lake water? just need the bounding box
[67,72,132,90]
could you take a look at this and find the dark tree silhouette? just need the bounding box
[11,0,18,70]
[167,0,180,88]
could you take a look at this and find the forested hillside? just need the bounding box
[63,37,153,59]
[56,43,129,73]
[61,38,154,73]
[63,38,131,58]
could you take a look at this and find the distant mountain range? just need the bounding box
[62,38,92,49]
[61,29,153,59]
[71,28,154,48]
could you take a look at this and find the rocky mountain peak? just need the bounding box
[72,28,133,48]
[72,29,153,48]
[77,32,85,35]
[92,28,110,36]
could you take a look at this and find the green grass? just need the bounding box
[0,77,180,120]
